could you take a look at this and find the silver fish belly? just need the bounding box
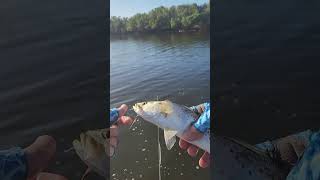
[133,100,210,153]
[133,100,290,179]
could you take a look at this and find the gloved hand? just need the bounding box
[286,130,320,180]
[256,130,312,166]
[179,102,211,168]
[107,104,133,157]
[256,130,315,179]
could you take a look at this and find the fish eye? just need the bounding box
[142,102,147,105]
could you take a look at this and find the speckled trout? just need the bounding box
[133,100,291,180]
[72,129,109,180]
[133,100,210,152]
[212,136,291,180]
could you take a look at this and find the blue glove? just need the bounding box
[286,130,320,180]
[0,147,27,180]
[110,108,119,127]
[190,102,210,133]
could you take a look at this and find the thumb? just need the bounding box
[182,125,204,141]
[117,104,128,117]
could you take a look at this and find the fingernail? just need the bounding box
[120,104,128,111]
[109,147,115,157]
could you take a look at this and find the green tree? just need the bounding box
[110,3,210,34]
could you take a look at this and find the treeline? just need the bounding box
[110,3,210,34]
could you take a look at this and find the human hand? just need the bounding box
[24,135,68,180]
[256,130,312,166]
[179,103,210,168]
[108,104,133,156]
[32,172,68,180]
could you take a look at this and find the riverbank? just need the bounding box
[110,27,209,35]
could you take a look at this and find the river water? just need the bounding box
[214,0,320,144]
[3,0,318,179]
[0,0,106,179]
[110,33,210,180]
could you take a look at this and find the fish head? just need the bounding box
[133,100,193,131]
[73,129,109,178]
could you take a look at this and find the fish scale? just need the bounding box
[212,136,291,180]
[133,100,291,180]
[133,100,210,153]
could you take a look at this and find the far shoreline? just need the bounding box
[110,28,210,36]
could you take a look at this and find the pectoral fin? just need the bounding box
[164,128,177,150]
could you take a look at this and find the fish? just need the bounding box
[212,136,291,180]
[133,100,210,153]
[72,129,109,180]
[133,100,291,180]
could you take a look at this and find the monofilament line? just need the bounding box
[158,126,162,180]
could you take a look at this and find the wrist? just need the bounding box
[193,103,210,133]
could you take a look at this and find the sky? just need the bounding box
[110,0,209,18]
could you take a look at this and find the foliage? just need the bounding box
[110,3,210,33]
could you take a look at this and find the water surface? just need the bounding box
[0,0,106,179]
[214,0,320,144]
[110,32,210,180]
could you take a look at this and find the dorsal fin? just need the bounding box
[226,137,270,158]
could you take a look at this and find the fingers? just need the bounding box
[24,135,57,178]
[179,139,190,150]
[179,138,210,168]
[179,139,199,157]
[118,116,133,125]
[181,126,204,141]
[108,125,119,157]
[116,104,133,125]
[35,173,69,180]
[110,137,118,147]
[108,137,118,157]
[195,104,205,114]
[108,145,115,157]
[199,152,210,168]
[187,145,199,157]
[110,125,119,137]
[109,126,119,148]
[117,104,128,117]
[107,104,133,157]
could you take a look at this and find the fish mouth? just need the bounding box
[132,102,144,115]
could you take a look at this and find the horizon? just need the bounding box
[110,0,208,18]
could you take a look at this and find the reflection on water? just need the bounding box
[0,0,106,179]
[110,32,210,180]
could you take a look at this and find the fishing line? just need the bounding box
[155,99,162,180]
[63,147,74,153]
[158,126,162,180]
[129,115,139,130]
